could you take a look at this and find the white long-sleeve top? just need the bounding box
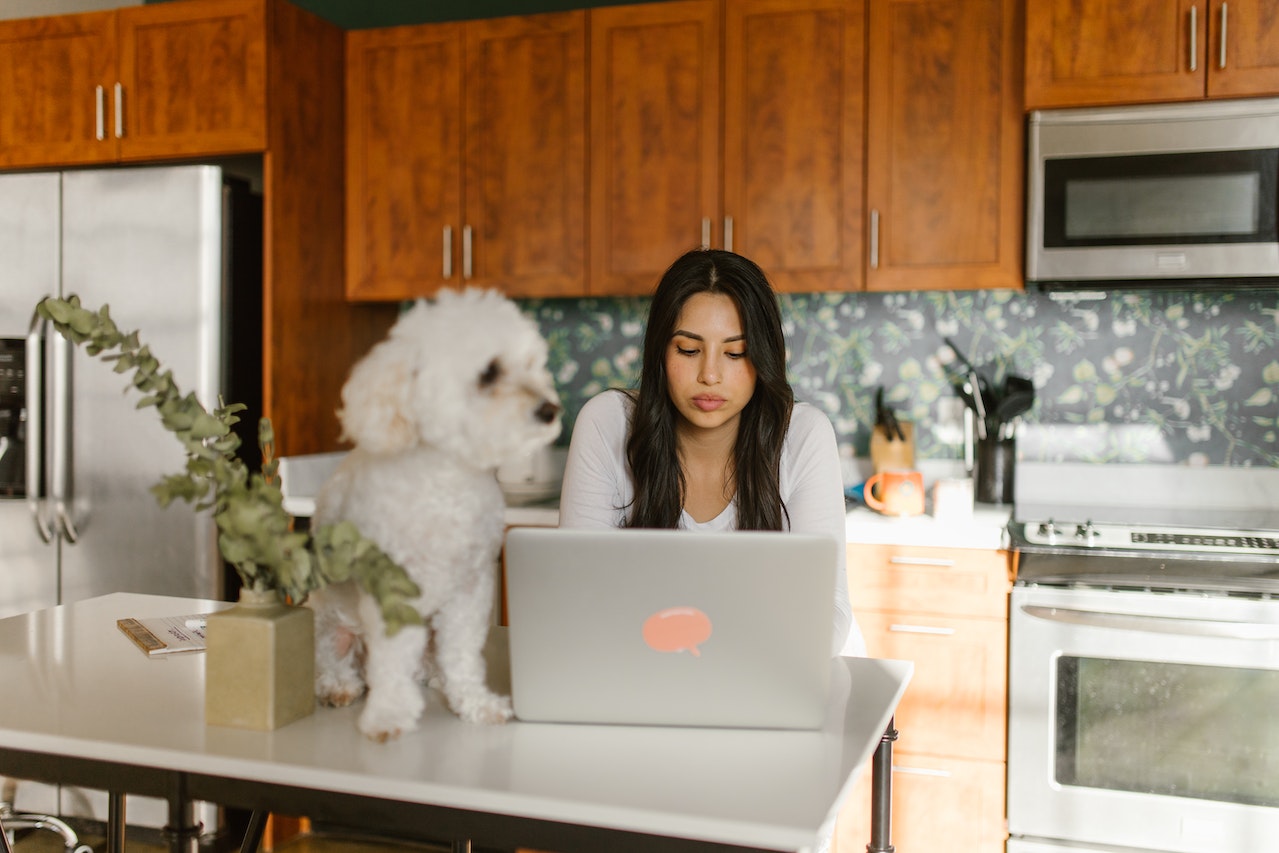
[558,390,865,657]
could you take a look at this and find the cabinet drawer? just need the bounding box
[833,755,1006,853]
[856,609,1006,761]
[849,543,1010,618]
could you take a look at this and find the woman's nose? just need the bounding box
[698,356,720,385]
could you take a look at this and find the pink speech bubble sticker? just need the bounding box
[642,607,713,656]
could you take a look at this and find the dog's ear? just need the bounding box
[336,340,418,453]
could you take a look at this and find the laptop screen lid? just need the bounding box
[504,527,837,729]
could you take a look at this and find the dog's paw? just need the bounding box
[316,672,366,708]
[358,702,421,742]
[450,691,514,725]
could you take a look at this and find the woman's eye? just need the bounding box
[727,351,748,360]
[676,345,699,356]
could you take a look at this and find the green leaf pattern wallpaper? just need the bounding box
[519,287,1279,468]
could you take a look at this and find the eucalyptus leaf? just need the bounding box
[36,294,422,635]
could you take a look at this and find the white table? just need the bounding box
[0,593,912,853]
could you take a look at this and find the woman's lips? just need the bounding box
[692,395,726,411]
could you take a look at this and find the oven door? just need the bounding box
[1008,584,1279,853]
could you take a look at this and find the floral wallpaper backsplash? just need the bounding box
[518,287,1279,468]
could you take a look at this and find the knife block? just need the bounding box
[870,421,915,474]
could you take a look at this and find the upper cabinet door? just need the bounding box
[723,0,865,293]
[590,0,721,296]
[1206,0,1279,98]
[464,12,586,298]
[1026,0,1204,108]
[116,0,266,161]
[0,11,117,168]
[865,0,1023,292]
[346,23,464,301]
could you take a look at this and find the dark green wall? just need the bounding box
[149,0,647,29]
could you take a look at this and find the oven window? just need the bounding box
[1056,656,1279,807]
[1043,149,1279,247]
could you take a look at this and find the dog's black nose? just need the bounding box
[535,401,560,424]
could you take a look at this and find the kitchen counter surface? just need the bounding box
[505,502,1012,551]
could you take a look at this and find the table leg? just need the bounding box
[107,793,126,853]
[866,716,898,853]
[162,782,202,853]
[451,841,471,853]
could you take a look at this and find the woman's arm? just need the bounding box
[557,391,632,529]
[782,404,866,656]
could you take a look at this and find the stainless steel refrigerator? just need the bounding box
[0,163,261,834]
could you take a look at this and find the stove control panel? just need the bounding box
[1017,520,1279,558]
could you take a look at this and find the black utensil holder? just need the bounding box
[974,436,1015,504]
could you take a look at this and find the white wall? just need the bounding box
[0,0,141,19]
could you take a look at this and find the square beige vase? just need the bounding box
[205,588,315,730]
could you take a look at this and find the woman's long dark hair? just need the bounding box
[624,248,793,530]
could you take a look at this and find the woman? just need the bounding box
[558,248,864,657]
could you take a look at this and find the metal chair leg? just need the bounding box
[867,716,898,853]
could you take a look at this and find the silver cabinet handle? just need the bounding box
[888,555,957,567]
[1189,6,1198,71]
[1219,3,1228,69]
[50,332,78,544]
[701,217,711,250]
[889,624,956,636]
[25,311,53,544]
[869,209,880,269]
[723,216,733,253]
[443,225,453,279]
[462,224,473,280]
[1021,604,1279,640]
[114,83,123,139]
[95,85,105,141]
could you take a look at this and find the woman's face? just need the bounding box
[664,291,757,439]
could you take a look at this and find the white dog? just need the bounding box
[308,288,561,741]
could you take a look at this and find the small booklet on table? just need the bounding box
[117,614,209,656]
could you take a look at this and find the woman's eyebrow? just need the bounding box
[671,329,746,343]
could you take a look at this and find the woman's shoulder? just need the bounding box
[788,401,836,438]
[573,389,635,439]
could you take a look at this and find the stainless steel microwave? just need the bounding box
[1027,97,1279,285]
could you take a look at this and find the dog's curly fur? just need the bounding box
[308,288,561,741]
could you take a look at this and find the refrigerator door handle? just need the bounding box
[25,310,54,543]
[50,330,79,544]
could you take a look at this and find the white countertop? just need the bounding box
[843,503,1011,550]
[0,593,913,852]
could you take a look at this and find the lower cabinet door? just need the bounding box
[832,754,1006,853]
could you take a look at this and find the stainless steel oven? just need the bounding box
[1006,462,1279,853]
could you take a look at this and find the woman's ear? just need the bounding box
[336,342,418,453]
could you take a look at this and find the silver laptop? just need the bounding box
[504,527,837,729]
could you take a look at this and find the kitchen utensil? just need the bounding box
[863,469,925,516]
[969,371,989,440]
[874,386,905,441]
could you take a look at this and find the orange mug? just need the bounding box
[863,469,925,516]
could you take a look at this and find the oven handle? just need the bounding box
[1020,604,1279,640]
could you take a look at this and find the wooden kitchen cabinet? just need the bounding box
[1026,0,1279,108]
[864,0,1024,292]
[0,0,266,168]
[345,12,587,301]
[833,543,1012,853]
[590,0,865,295]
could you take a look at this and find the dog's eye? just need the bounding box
[479,359,502,388]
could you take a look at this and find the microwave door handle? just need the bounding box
[25,310,54,543]
[1021,604,1279,641]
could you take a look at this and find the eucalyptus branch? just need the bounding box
[36,295,422,635]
